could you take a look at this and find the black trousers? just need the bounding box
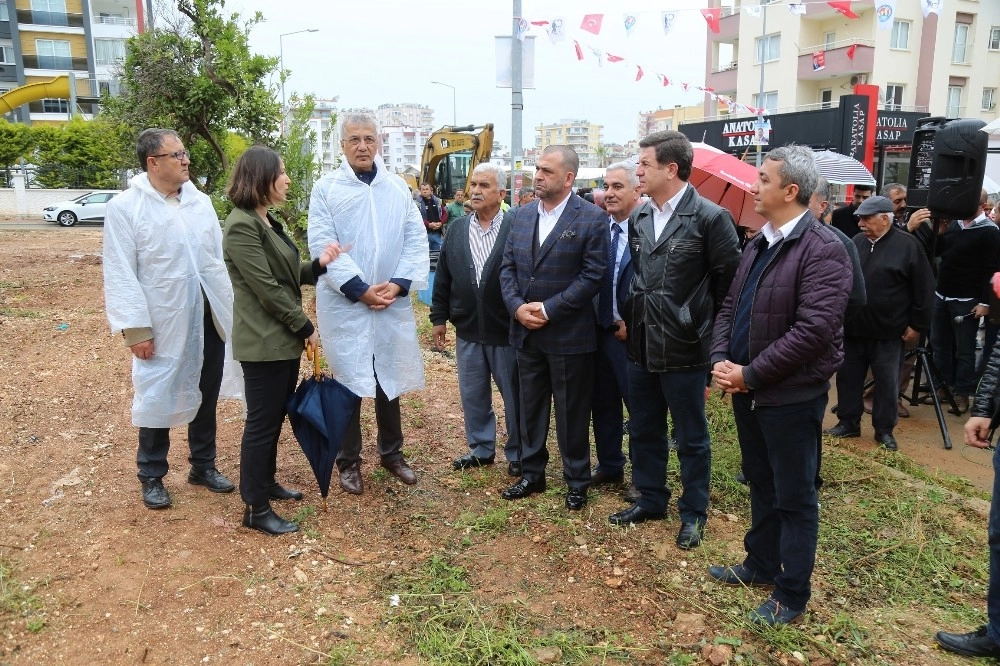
[239,358,300,506]
[137,307,224,481]
[337,367,404,470]
[516,336,594,490]
[835,336,902,435]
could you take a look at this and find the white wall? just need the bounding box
[0,189,94,218]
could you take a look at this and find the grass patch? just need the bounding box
[452,507,511,534]
[0,559,45,633]
[0,307,45,319]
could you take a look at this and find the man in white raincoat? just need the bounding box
[309,113,429,495]
[103,128,237,510]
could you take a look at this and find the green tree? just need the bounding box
[0,119,33,168]
[101,0,280,194]
[30,117,128,188]
[277,94,322,241]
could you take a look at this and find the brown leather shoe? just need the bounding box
[339,462,363,495]
[382,458,417,485]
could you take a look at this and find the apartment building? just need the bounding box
[637,104,714,139]
[379,123,432,174]
[305,98,339,173]
[4,0,150,124]
[534,119,604,168]
[375,102,434,131]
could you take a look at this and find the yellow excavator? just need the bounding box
[403,123,494,203]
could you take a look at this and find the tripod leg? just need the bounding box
[904,347,921,406]
[918,351,953,450]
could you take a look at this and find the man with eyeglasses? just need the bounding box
[309,113,429,495]
[103,128,237,510]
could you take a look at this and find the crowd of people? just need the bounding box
[102,120,1000,644]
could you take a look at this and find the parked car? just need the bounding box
[42,190,121,227]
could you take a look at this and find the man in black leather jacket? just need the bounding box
[935,339,1000,659]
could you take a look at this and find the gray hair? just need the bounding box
[136,128,180,172]
[764,144,818,206]
[541,145,580,175]
[340,113,377,139]
[472,162,506,191]
[606,160,639,188]
[814,175,830,202]
[881,182,906,198]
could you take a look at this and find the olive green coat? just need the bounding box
[223,207,318,362]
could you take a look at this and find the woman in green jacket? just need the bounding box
[223,146,342,535]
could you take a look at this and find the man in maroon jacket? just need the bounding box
[709,145,852,626]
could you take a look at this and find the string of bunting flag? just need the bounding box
[516,0,944,116]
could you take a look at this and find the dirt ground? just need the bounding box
[0,228,993,665]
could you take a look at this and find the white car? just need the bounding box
[43,190,121,227]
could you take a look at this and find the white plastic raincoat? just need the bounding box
[103,173,237,428]
[308,156,429,400]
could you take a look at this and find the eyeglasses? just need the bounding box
[151,150,190,161]
[344,136,377,147]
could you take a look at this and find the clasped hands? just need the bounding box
[516,302,547,330]
[711,360,749,394]
[360,282,401,310]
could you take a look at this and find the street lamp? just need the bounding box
[430,80,456,126]
[280,28,319,135]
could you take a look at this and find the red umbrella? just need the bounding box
[689,143,766,230]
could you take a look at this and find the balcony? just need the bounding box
[804,0,874,18]
[797,41,874,80]
[15,9,84,27]
[710,7,740,42]
[93,15,136,27]
[706,62,738,92]
[22,55,88,71]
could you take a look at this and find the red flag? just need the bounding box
[701,8,721,34]
[573,40,584,61]
[636,65,644,81]
[530,20,549,26]
[607,53,625,63]
[580,14,603,35]
[828,1,859,19]
[847,43,858,59]
[658,74,670,87]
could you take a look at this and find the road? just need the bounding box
[0,220,103,230]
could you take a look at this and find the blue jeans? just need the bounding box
[427,232,443,252]
[733,391,825,611]
[627,363,711,523]
[930,296,979,395]
[989,444,1000,643]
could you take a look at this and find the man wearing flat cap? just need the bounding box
[824,196,934,451]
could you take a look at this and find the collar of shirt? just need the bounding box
[760,210,808,244]
[650,183,688,217]
[469,209,504,235]
[868,225,892,246]
[537,191,572,222]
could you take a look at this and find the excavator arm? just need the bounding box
[409,124,494,202]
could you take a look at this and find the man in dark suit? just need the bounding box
[609,131,740,551]
[590,161,640,489]
[430,163,522,475]
[499,144,608,510]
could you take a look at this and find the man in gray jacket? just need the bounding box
[709,145,851,626]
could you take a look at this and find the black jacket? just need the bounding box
[623,186,741,372]
[845,227,934,339]
[429,211,513,346]
[975,340,1000,418]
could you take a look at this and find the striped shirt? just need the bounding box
[468,209,504,285]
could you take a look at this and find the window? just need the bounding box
[953,24,971,64]
[947,86,964,117]
[41,98,68,113]
[0,2,8,22]
[885,84,904,111]
[30,0,66,25]
[0,44,12,64]
[93,38,125,66]
[824,31,836,50]
[983,87,996,111]
[35,39,71,69]
[820,89,833,109]
[890,20,910,49]
[990,26,1000,50]
[755,33,780,63]
[753,91,778,113]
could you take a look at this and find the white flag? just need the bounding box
[922,0,942,17]
[548,16,566,44]
[876,0,896,30]
[788,3,806,15]
[623,14,637,37]
[744,5,761,17]
[661,11,677,35]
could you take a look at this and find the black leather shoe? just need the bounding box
[242,505,299,536]
[936,626,1000,658]
[707,563,775,588]
[188,468,235,493]
[875,432,898,451]
[501,477,545,500]
[565,488,587,510]
[453,452,495,470]
[590,467,624,486]
[748,597,804,626]
[140,478,171,509]
[507,461,522,477]
[608,504,665,525]
[676,521,705,549]
[269,483,304,501]
[823,423,860,438]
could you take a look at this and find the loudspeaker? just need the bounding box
[928,118,988,219]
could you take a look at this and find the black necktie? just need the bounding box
[599,223,621,328]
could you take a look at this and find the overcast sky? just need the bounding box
[227,0,711,149]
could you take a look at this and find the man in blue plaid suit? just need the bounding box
[499,145,608,511]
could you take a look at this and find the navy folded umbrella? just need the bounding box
[287,345,361,508]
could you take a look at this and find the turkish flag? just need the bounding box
[607,53,625,63]
[701,8,721,34]
[659,74,670,87]
[573,41,584,61]
[828,1,859,19]
[847,43,858,59]
[636,65,644,81]
[580,14,603,35]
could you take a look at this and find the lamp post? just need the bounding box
[430,80,456,126]
[280,28,318,135]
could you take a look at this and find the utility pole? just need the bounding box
[511,0,523,195]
